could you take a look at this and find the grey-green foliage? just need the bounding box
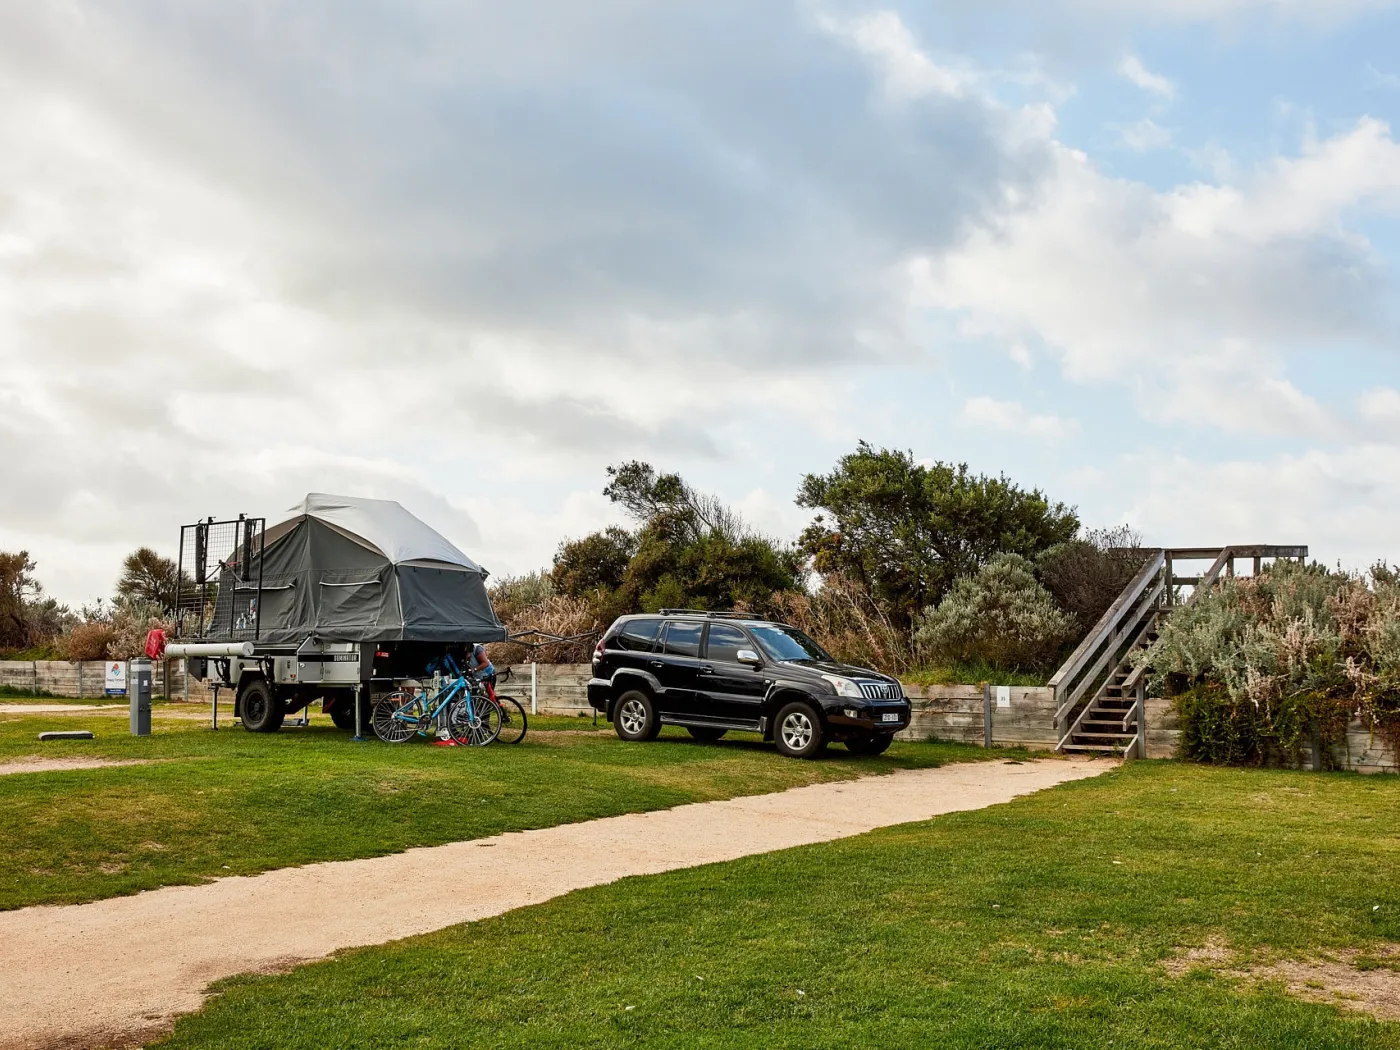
[1137,559,1400,765]
[1138,561,1346,707]
[914,553,1078,672]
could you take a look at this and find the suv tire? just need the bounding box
[845,734,892,756]
[614,689,661,742]
[240,679,285,733]
[687,726,727,742]
[774,701,826,759]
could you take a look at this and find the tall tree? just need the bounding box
[116,547,181,613]
[0,551,37,650]
[797,442,1079,623]
[552,462,803,618]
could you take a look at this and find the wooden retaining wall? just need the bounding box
[5,657,1394,770]
[1143,697,1397,773]
[895,684,1059,750]
[0,659,196,700]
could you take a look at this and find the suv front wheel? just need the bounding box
[613,689,661,742]
[774,701,826,759]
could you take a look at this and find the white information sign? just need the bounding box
[105,661,128,697]
[995,685,1011,709]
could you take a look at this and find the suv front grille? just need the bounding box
[858,681,901,700]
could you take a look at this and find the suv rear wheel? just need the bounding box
[614,690,660,742]
[774,701,826,759]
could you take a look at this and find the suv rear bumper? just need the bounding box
[587,677,611,714]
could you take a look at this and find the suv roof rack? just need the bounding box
[657,608,757,620]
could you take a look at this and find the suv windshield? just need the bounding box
[748,625,833,664]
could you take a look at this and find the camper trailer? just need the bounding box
[166,494,506,733]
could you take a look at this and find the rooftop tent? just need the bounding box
[222,494,507,645]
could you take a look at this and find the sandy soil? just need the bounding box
[0,704,125,714]
[0,757,152,777]
[0,756,1110,1050]
[1166,942,1400,1021]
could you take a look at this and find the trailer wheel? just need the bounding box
[240,679,285,733]
[328,698,358,732]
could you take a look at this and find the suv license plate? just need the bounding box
[881,713,900,723]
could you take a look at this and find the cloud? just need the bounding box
[817,10,978,101]
[1366,63,1400,90]
[1122,445,1400,570]
[1119,117,1174,151]
[1073,0,1397,22]
[0,1,1064,603]
[915,118,1400,432]
[960,396,1080,440]
[1119,55,1176,99]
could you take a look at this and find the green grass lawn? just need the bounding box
[0,708,1017,911]
[153,761,1400,1050]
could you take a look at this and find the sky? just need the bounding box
[3,0,1400,607]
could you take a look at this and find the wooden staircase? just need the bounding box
[1060,615,1158,754]
[1050,545,1308,758]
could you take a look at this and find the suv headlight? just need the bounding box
[821,674,863,699]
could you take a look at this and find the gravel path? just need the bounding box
[0,756,1112,1050]
[0,757,152,777]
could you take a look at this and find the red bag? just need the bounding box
[144,628,167,659]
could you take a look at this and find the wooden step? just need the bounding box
[1072,732,1135,742]
[1060,743,1130,752]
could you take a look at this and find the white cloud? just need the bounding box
[1075,0,1397,22]
[1119,116,1174,151]
[915,118,1400,434]
[960,396,1080,440]
[817,10,977,101]
[1122,445,1400,570]
[1119,55,1176,99]
[1359,387,1400,422]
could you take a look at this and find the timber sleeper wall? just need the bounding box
[4,659,1395,771]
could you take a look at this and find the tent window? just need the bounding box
[319,578,381,627]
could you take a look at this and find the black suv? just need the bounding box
[587,610,911,758]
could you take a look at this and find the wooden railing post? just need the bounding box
[983,682,992,748]
[1136,680,1147,759]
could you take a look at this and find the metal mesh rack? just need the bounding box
[174,516,265,642]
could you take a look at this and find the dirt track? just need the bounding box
[0,757,152,777]
[0,757,1112,1050]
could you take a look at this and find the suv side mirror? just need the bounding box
[736,649,763,667]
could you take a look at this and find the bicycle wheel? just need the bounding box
[494,695,528,744]
[447,696,502,747]
[372,692,420,744]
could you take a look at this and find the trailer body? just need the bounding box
[174,494,506,732]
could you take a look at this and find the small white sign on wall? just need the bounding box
[995,685,1011,709]
[105,661,128,697]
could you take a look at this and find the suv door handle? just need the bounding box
[649,660,663,669]
[698,665,714,675]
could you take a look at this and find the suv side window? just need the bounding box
[616,618,662,652]
[705,624,751,663]
[661,621,703,658]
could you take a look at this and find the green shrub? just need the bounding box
[914,554,1077,673]
[1143,560,1400,767]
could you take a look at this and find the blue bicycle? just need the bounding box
[371,656,502,746]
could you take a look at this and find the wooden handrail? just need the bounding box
[1055,603,1160,744]
[1053,580,1164,727]
[1049,550,1164,695]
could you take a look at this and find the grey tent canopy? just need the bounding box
[216,494,506,644]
